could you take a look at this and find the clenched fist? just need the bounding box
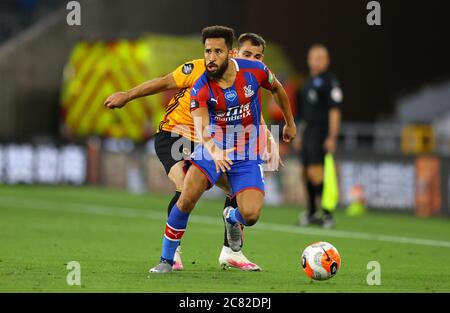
[282,124,297,143]
[104,92,130,109]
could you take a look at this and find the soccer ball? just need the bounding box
[301,241,341,280]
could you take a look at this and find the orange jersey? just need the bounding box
[158,59,205,142]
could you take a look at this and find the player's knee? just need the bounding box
[168,172,184,190]
[244,214,259,226]
[176,195,196,213]
[241,208,261,226]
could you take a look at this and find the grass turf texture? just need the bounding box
[0,185,449,292]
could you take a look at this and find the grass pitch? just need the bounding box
[0,185,449,292]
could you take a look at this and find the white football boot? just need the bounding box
[219,246,261,271]
[172,245,184,271]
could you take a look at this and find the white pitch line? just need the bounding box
[1,195,450,249]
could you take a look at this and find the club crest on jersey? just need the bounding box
[224,90,237,102]
[182,63,194,75]
[313,77,323,87]
[244,85,254,98]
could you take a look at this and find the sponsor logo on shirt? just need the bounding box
[214,103,251,122]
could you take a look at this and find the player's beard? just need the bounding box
[206,59,229,80]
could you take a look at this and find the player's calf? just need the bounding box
[150,162,210,273]
[176,165,210,213]
[223,206,243,252]
[176,194,197,213]
[223,199,263,251]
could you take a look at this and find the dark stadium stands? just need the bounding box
[0,0,62,43]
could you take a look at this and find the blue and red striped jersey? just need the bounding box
[190,58,275,160]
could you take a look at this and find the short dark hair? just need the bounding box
[201,25,235,50]
[237,33,266,53]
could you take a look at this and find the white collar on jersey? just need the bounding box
[230,58,240,72]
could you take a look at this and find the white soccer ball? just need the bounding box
[301,241,341,280]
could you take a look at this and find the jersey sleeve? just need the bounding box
[260,65,276,91]
[172,59,204,89]
[326,75,344,109]
[189,83,209,112]
[244,60,276,91]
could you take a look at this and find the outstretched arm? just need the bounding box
[104,73,178,109]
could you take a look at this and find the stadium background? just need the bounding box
[1,0,450,293]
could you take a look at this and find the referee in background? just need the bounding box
[294,44,343,229]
